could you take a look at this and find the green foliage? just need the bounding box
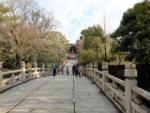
[0,4,10,21]
[0,1,69,69]
[0,4,12,62]
[80,25,106,62]
[78,49,97,65]
[79,24,113,64]
[112,1,150,63]
[81,25,105,50]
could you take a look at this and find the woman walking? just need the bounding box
[61,65,64,75]
[66,67,69,75]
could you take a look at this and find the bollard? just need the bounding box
[90,63,92,69]
[94,62,98,70]
[21,61,25,81]
[124,63,137,113]
[34,62,38,78]
[102,62,108,91]
[0,71,2,92]
[42,63,45,72]
[0,62,3,92]
[42,63,45,76]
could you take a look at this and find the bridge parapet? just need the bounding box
[0,62,51,93]
[85,62,150,113]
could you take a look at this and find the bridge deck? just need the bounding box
[0,75,119,113]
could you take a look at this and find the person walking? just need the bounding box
[74,64,79,77]
[52,64,57,76]
[72,64,75,75]
[66,67,69,75]
[61,64,64,75]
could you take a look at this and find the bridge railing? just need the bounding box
[131,87,150,113]
[85,63,150,113]
[0,62,51,93]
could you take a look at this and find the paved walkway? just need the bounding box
[0,61,119,113]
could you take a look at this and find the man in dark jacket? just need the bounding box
[52,64,57,76]
[74,64,79,77]
[72,64,76,75]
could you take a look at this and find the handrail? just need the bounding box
[106,73,125,86]
[86,68,125,86]
[2,70,21,76]
[85,67,150,113]
[0,67,51,93]
[131,87,150,113]
[132,87,150,101]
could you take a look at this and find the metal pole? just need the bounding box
[104,40,107,62]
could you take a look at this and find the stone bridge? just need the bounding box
[0,60,149,113]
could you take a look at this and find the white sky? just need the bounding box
[2,0,143,43]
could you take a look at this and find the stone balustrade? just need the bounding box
[85,62,150,113]
[0,62,51,93]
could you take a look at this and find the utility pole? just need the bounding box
[103,13,107,62]
[103,13,106,33]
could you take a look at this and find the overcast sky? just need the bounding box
[2,0,143,43]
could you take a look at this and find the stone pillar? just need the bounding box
[92,62,94,69]
[124,63,137,113]
[21,61,25,81]
[102,62,108,90]
[87,64,90,68]
[0,62,3,92]
[94,62,98,70]
[0,62,2,71]
[42,63,45,76]
[34,62,38,78]
[42,63,45,72]
[90,63,93,69]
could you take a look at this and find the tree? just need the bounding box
[7,0,59,65]
[3,0,40,67]
[0,0,67,69]
[81,25,105,60]
[43,31,69,65]
[0,0,69,69]
[80,25,112,63]
[0,4,11,61]
[112,1,150,63]
[78,49,97,65]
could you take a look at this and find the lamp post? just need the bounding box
[103,12,107,62]
[104,38,107,62]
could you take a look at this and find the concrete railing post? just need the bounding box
[34,62,38,78]
[91,63,94,79]
[90,63,93,69]
[42,63,45,76]
[102,62,108,90]
[94,62,98,70]
[0,62,2,71]
[0,71,2,92]
[124,63,137,113]
[21,61,25,81]
[93,62,98,81]
[0,62,3,92]
[42,63,45,72]
[88,64,90,68]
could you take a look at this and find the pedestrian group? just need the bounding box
[52,63,83,77]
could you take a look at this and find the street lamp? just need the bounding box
[104,38,107,61]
